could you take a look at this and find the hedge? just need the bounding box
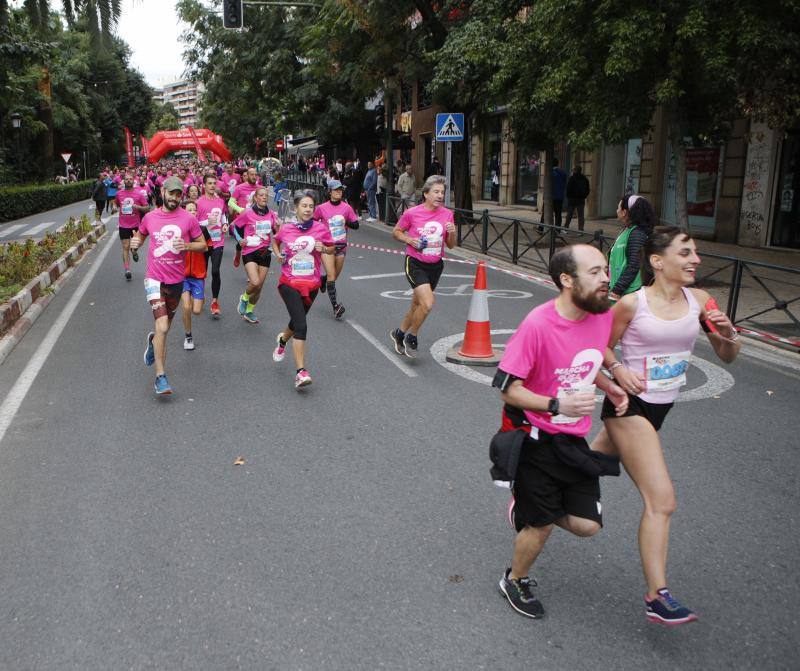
[0,180,94,223]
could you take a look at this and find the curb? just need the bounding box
[0,223,107,365]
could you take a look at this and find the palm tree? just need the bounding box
[1,0,121,42]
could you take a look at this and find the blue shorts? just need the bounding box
[183,277,205,300]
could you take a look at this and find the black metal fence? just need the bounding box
[285,176,800,347]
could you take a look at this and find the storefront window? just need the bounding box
[515,148,540,205]
[662,144,723,236]
[771,132,800,249]
[624,139,642,194]
[481,117,502,201]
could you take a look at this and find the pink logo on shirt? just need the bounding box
[554,349,602,386]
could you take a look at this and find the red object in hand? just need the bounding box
[704,297,720,333]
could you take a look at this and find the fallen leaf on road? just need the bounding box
[448,575,464,583]
[234,457,245,465]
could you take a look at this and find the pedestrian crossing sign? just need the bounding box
[436,113,464,142]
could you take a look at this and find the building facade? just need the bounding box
[152,79,205,130]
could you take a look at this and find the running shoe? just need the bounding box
[389,328,405,355]
[237,294,248,316]
[210,299,221,317]
[499,568,544,619]
[645,589,698,625]
[233,248,241,268]
[403,332,418,358]
[143,331,155,366]
[243,311,259,324]
[334,303,346,320]
[295,369,312,388]
[131,249,139,263]
[183,335,194,350]
[125,269,132,281]
[154,374,172,395]
[273,333,286,362]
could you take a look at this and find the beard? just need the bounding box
[572,278,612,314]
[164,198,180,211]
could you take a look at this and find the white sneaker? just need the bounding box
[183,335,195,350]
[295,369,312,388]
[273,333,286,362]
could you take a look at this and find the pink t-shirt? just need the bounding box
[498,300,613,437]
[116,189,149,229]
[139,208,203,285]
[274,220,334,284]
[314,200,359,246]
[221,172,241,196]
[238,208,278,255]
[396,204,454,263]
[156,175,166,187]
[232,182,259,212]
[196,195,228,249]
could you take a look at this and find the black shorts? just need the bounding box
[242,247,271,268]
[512,433,602,531]
[404,255,444,291]
[601,394,673,431]
[147,281,183,321]
[119,226,138,240]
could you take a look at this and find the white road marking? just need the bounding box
[0,234,115,446]
[0,224,27,238]
[26,221,56,235]
[380,285,532,300]
[430,330,735,401]
[346,320,418,378]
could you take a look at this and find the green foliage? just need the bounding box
[0,180,93,222]
[146,102,180,137]
[0,213,94,304]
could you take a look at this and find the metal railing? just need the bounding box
[285,177,800,347]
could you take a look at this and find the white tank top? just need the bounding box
[620,287,701,404]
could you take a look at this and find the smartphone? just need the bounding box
[701,297,719,334]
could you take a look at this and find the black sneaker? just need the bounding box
[645,588,698,625]
[499,568,544,619]
[388,329,405,355]
[131,249,139,263]
[125,269,132,280]
[403,332,418,358]
[334,303,346,320]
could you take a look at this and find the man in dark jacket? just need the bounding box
[565,165,591,231]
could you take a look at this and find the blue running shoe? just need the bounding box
[242,310,259,324]
[237,294,248,316]
[645,588,698,625]
[154,374,172,395]
[143,331,155,366]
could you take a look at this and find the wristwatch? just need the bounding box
[547,397,560,416]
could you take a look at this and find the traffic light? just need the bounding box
[374,104,385,136]
[223,0,243,29]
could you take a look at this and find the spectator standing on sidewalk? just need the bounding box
[397,164,417,213]
[550,158,567,227]
[565,165,591,231]
[363,161,378,222]
[377,166,388,220]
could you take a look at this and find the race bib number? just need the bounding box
[328,215,347,242]
[208,225,222,242]
[551,384,596,425]
[245,235,262,248]
[422,234,442,256]
[144,278,161,302]
[290,252,314,277]
[255,220,272,241]
[645,352,691,392]
[121,200,134,215]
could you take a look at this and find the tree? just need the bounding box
[146,102,179,137]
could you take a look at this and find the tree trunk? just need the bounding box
[541,140,554,226]
[666,107,689,230]
[36,67,54,180]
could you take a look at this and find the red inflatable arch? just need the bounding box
[146,128,233,164]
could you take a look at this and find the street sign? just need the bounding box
[435,113,464,142]
[61,153,72,163]
[276,139,285,151]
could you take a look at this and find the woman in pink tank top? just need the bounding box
[592,227,741,625]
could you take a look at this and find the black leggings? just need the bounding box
[278,284,318,341]
[208,247,224,298]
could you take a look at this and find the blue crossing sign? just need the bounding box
[435,113,464,142]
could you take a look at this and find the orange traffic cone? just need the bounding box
[446,261,501,366]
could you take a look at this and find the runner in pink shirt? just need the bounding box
[232,186,278,324]
[491,244,627,620]
[228,167,260,268]
[130,176,206,396]
[314,179,360,319]
[115,172,151,280]
[196,173,229,316]
[389,175,456,358]
[271,190,335,389]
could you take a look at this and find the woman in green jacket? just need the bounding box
[609,195,657,301]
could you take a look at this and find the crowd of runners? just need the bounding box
[106,155,741,627]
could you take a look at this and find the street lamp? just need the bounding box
[10,112,22,183]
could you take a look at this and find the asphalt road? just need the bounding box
[0,209,798,670]
[0,199,107,242]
